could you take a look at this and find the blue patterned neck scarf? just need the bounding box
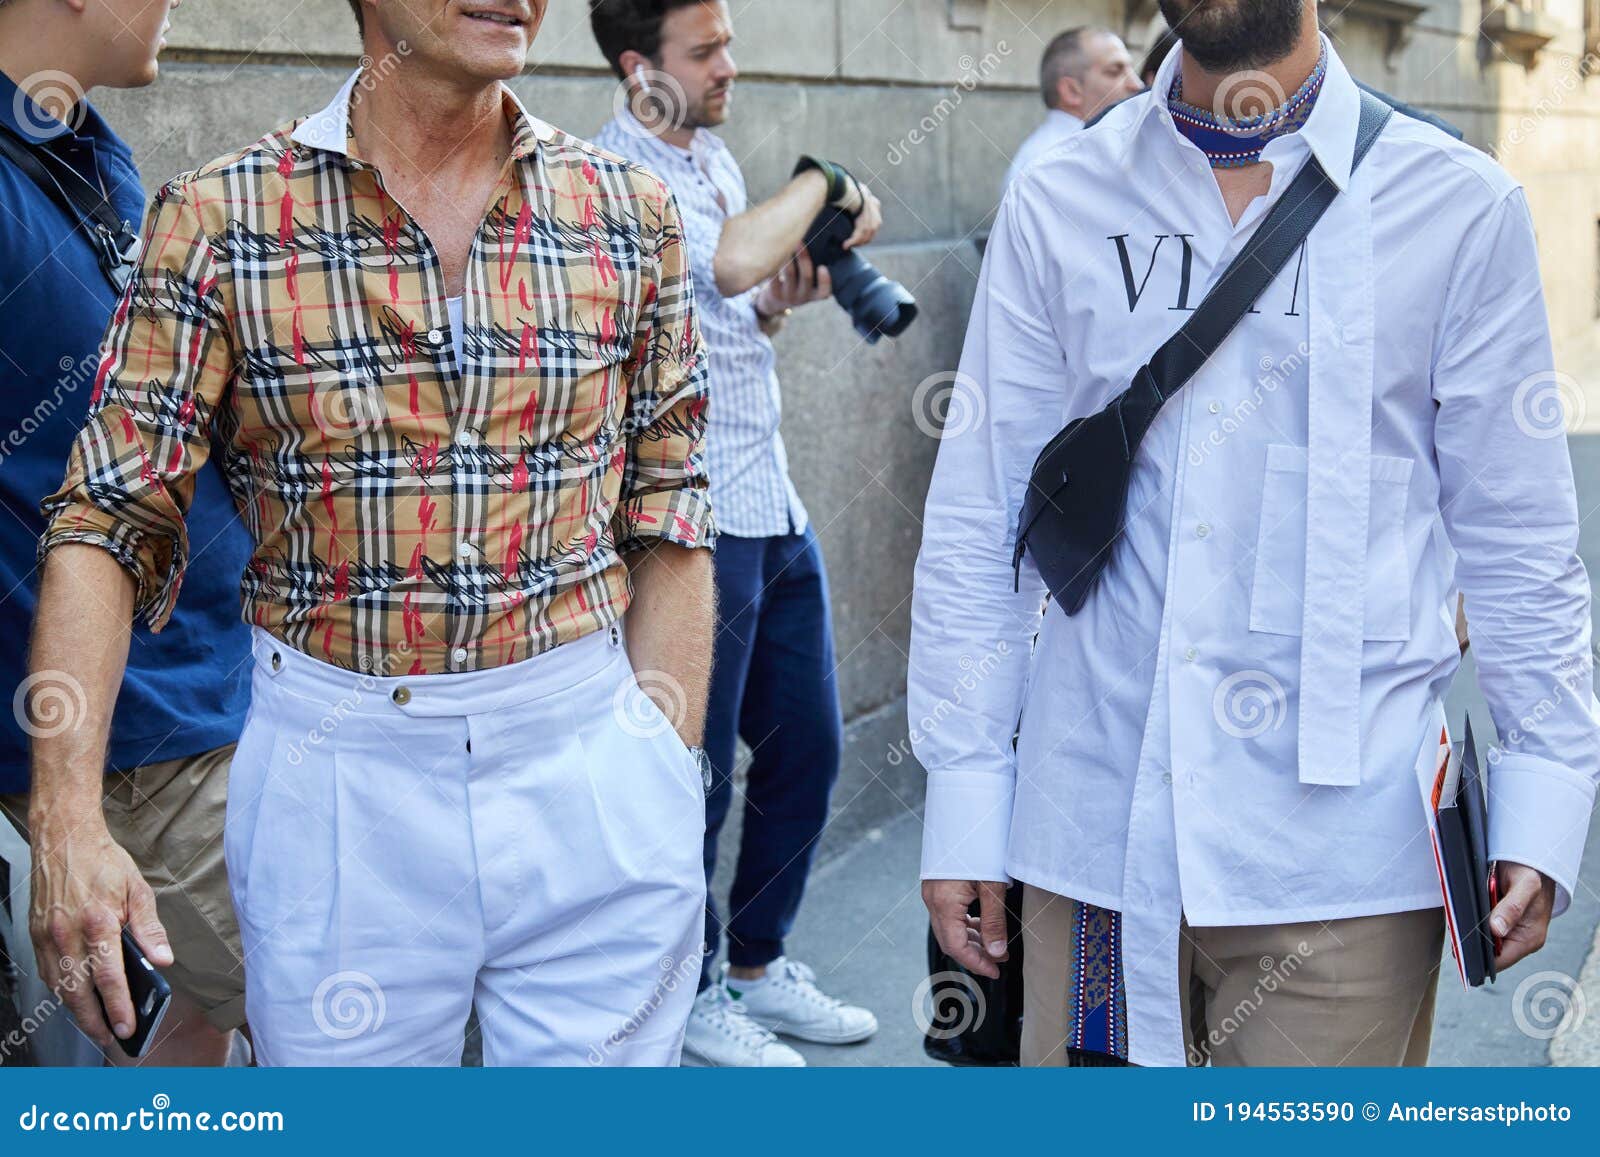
[1167,46,1328,168]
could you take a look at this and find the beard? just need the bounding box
[1155,0,1307,71]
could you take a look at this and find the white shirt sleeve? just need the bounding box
[910,186,1069,882]
[1432,187,1599,915]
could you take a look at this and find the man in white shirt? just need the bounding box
[1005,26,1142,189]
[590,0,882,1067]
[913,0,1597,1067]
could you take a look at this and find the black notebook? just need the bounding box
[1421,716,1498,987]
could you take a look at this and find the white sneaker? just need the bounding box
[681,980,806,1067]
[729,958,879,1045]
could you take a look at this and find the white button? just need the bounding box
[1184,647,1198,662]
[1162,772,1173,785]
[1208,402,1222,414]
[456,428,477,447]
[451,647,468,665]
[428,328,444,344]
[456,540,475,559]
[1196,523,1210,538]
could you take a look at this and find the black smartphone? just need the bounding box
[93,926,173,1059]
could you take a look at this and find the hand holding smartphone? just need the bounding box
[93,927,173,1059]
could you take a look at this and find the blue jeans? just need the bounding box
[700,527,843,989]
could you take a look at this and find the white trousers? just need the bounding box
[226,625,707,1066]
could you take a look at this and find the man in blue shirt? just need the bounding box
[0,0,251,1065]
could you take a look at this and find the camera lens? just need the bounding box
[802,208,919,344]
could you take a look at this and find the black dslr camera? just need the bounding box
[795,158,918,344]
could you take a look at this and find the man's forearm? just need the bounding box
[713,170,828,298]
[623,542,715,746]
[27,544,137,833]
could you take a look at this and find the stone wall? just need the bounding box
[92,0,1600,856]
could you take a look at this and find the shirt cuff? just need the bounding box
[613,486,716,554]
[38,512,185,633]
[920,769,1014,883]
[1487,752,1596,917]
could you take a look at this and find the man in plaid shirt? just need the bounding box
[28,0,715,1065]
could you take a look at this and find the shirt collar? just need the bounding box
[1126,33,1360,190]
[1046,108,1083,133]
[0,66,119,149]
[290,69,556,162]
[613,102,727,163]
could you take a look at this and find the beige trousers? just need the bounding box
[1020,885,1443,1067]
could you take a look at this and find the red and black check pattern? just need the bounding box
[41,89,713,675]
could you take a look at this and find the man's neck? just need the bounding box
[0,17,100,124]
[1176,19,1322,116]
[349,54,512,181]
[631,93,697,151]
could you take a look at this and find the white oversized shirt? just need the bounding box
[910,38,1598,1066]
[1005,109,1083,189]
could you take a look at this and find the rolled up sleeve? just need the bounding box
[612,183,715,554]
[1432,187,1598,915]
[39,176,235,631]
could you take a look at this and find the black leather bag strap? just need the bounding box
[0,122,140,291]
[1140,89,1392,404]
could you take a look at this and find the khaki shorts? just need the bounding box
[2,743,246,1032]
[1021,885,1443,1067]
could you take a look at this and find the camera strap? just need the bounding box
[0,121,141,293]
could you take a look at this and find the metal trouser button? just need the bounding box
[392,686,411,706]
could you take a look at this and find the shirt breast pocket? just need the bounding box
[1248,443,1415,642]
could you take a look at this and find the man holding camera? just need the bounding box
[590,0,880,1067]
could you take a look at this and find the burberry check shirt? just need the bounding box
[41,73,715,676]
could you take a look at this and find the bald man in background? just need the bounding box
[1006,26,1142,188]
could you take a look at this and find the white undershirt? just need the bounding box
[445,295,465,369]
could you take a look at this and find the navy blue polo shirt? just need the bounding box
[0,69,252,793]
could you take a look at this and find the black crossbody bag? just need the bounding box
[0,123,140,292]
[1012,91,1392,612]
